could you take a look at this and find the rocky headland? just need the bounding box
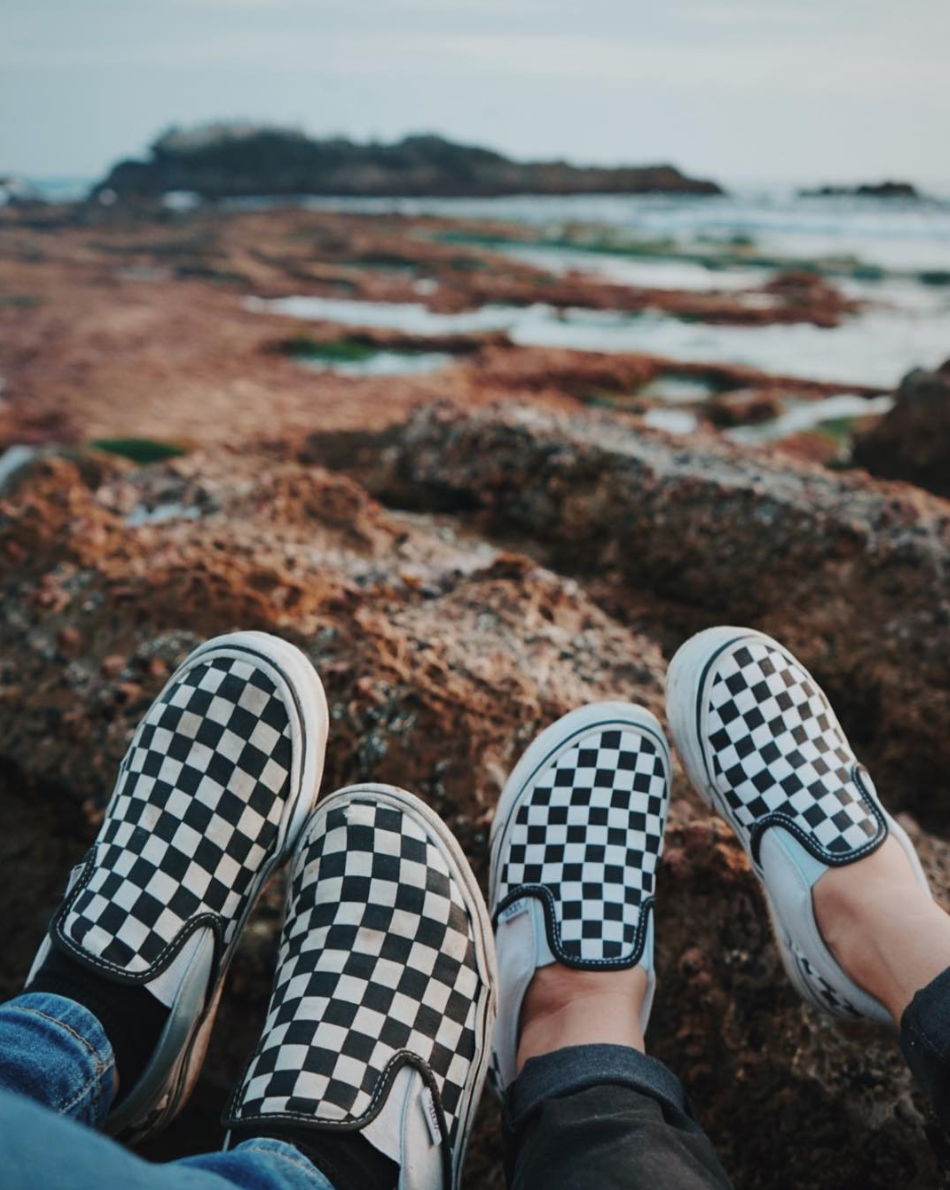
[92,124,723,200]
[1,196,948,1189]
[799,181,921,199]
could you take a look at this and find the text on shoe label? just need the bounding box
[421,1088,442,1147]
[499,898,529,923]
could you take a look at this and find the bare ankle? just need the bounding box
[814,836,950,1023]
[516,964,648,1073]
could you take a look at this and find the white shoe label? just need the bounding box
[499,898,529,923]
[421,1088,442,1147]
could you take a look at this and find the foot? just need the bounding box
[813,836,950,1023]
[224,785,498,1190]
[488,703,671,1094]
[667,625,935,1025]
[517,965,648,1070]
[26,631,328,1140]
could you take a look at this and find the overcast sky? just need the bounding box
[2,0,948,186]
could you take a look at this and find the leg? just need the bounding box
[812,836,950,1024]
[0,992,116,1126]
[489,705,733,1189]
[1,1086,333,1190]
[0,630,338,1189]
[667,626,950,1133]
[507,971,732,1189]
[814,837,950,1129]
[506,1054,730,1190]
[2,636,496,1188]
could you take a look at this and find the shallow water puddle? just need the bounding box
[248,289,949,388]
[247,294,518,334]
[638,374,720,403]
[299,349,454,376]
[501,243,766,293]
[0,445,35,492]
[126,502,204,526]
[643,408,700,434]
[726,393,894,444]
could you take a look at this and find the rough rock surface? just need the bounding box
[327,402,950,830]
[0,449,666,810]
[2,430,950,1188]
[1,197,948,1189]
[853,359,950,497]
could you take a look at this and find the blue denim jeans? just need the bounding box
[0,993,335,1190]
[0,990,730,1190]
[6,979,949,1190]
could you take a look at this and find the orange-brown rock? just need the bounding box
[1,442,948,1187]
[0,448,666,817]
[758,269,861,329]
[344,402,950,831]
[0,198,947,1190]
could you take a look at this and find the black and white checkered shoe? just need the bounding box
[667,626,930,1024]
[27,631,328,1139]
[488,704,671,1095]
[224,784,497,1190]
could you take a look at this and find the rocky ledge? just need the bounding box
[1,188,949,1189]
[2,406,949,1187]
[310,401,950,831]
[92,124,724,200]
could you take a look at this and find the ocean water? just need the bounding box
[248,188,950,388]
[297,348,453,376]
[235,188,949,269]
[30,180,950,388]
[19,177,91,203]
[250,288,947,388]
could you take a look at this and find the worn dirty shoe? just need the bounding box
[666,625,930,1023]
[488,703,672,1095]
[224,784,498,1190]
[27,631,328,1140]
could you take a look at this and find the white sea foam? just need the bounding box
[726,394,895,443]
[241,186,950,389]
[249,292,948,388]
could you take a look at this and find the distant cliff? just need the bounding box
[92,124,724,199]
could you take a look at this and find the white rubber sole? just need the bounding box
[108,630,329,1141]
[309,783,498,1190]
[489,702,672,913]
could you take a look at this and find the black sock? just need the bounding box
[249,1127,398,1190]
[27,946,169,1102]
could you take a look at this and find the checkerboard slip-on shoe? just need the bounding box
[224,785,498,1190]
[666,625,931,1024]
[488,703,672,1095]
[26,630,328,1140]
